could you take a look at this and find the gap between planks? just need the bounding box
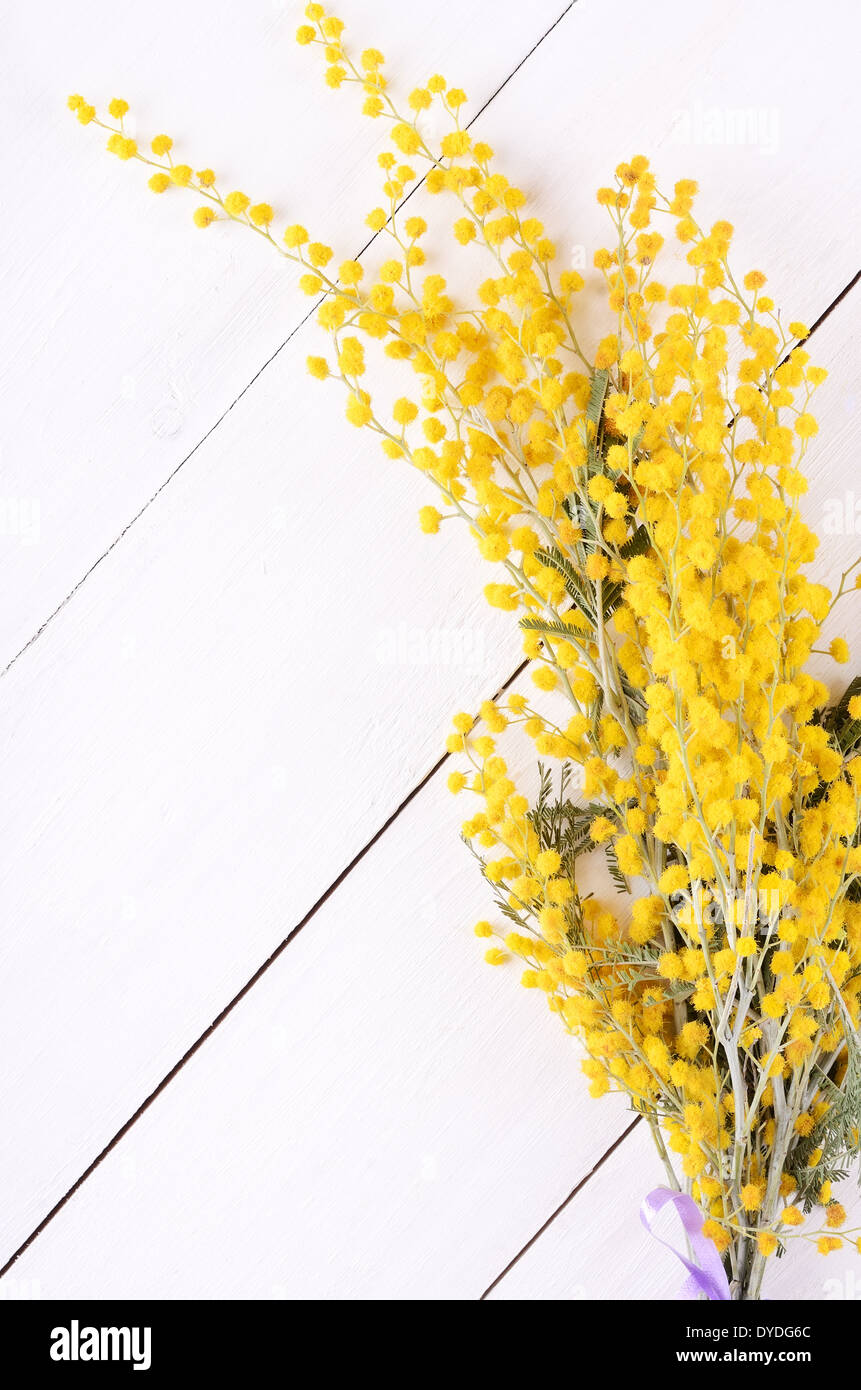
[0,0,579,685]
[0,1,579,1281]
[480,1115,642,1298]
[3,267,857,1290]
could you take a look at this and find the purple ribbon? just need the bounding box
[641,1187,731,1301]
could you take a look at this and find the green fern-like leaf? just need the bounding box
[586,368,609,428]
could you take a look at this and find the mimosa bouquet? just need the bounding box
[69,3,861,1300]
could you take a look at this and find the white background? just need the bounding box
[1,0,859,1300]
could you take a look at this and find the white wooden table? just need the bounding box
[1,0,859,1300]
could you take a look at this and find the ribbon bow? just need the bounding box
[641,1186,731,1301]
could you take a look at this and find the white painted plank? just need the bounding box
[5,281,858,1299]
[0,0,573,1258]
[0,318,523,1261]
[487,1121,679,1300]
[404,0,861,352]
[0,757,631,1299]
[2,0,860,1281]
[0,0,565,668]
[3,292,858,1298]
[487,1120,861,1301]
[3,0,859,670]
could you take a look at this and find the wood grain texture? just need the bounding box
[0,757,632,1299]
[0,0,566,668]
[1,0,575,1262]
[4,290,857,1298]
[486,1120,861,1301]
[1,0,860,1297]
[2,0,858,668]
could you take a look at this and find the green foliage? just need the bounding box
[585,367,609,429]
[786,1032,861,1207]
[821,674,861,754]
[802,677,861,875]
[528,762,630,894]
[527,762,601,883]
